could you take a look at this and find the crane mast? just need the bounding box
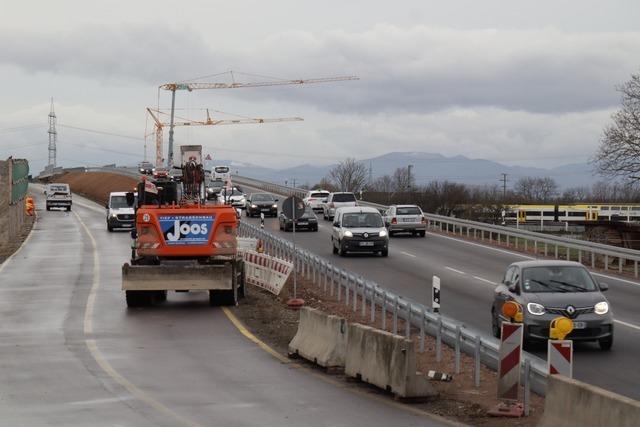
[159,73,359,167]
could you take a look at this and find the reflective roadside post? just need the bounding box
[548,316,574,378]
[488,301,525,417]
[283,195,305,309]
[432,275,440,313]
[260,212,265,229]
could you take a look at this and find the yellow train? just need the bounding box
[506,204,640,224]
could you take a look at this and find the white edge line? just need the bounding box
[473,276,498,286]
[400,251,417,258]
[445,266,466,275]
[614,319,640,331]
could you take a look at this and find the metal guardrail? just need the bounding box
[234,174,640,278]
[238,220,548,396]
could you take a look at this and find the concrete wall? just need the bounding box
[539,375,640,427]
[0,160,26,253]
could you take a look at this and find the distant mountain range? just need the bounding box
[203,151,600,189]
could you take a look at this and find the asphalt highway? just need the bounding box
[240,184,640,399]
[0,187,445,426]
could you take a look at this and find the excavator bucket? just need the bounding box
[122,262,234,291]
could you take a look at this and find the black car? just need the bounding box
[279,206,318,231]
[245,193,278,217]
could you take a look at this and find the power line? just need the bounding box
[58,124,144,141]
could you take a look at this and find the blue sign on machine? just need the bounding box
[159,215,214,245]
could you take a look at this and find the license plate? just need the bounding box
[573,321,586,329]
[297,222,308,225]
[402,218,415,223]
[360,241,374,246]
[261,209,270,212]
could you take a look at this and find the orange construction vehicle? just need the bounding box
[121,145,244,307]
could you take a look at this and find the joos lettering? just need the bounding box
[167,221,208,241]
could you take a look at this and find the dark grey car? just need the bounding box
[491,260,613,350]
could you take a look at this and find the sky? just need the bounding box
[1,0,639,176]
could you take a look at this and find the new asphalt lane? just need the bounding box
[0,187,446,426]
[240,184,640,400]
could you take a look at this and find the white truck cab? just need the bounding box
[45,183,72,211]
[106,191,137,231]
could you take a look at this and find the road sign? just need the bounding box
[548,340,573,378]
[282,195,305,220]
[432,276,440,312]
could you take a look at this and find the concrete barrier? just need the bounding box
[345,323,437,399]
[288,307,347,370]
[539,375,640,427]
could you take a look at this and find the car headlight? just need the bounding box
[527,302,545,316]
[272,204,278,208]
[594,301,609,315]
[379,230,388,237]
[109,214,118,219]
[344,230,353,238]
[251,204,258,208]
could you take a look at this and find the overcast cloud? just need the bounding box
[0,0,639,174]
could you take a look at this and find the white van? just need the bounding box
[45,183,72,211]
[106,192,137,231]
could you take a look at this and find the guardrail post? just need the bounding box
[323,263,328,292]
[605,254,608,271]
[361,279,367,318]
[545,242,548,257]
[635,260,638,278]
[381,292,387,331]
[506,234,509,247]
[392,296,398,335]
[344,273,350,306]
[578,249,582,264]
[566,246,570,261]
[337,270,342,302]
[524,358,531,417]
[370,285,376,323]
[534,240,538,255]
[455,325,461,374]
[352,276,358,312]
[419,309,425,353]
[466,227,470,238]
[474,335,481,387]
[524,239,528,252]
[619,257,623,273]
[405,303,411,338]
[436,316,442,362]
[555,244,558,259]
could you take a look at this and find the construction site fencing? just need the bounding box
[237,220,548,397]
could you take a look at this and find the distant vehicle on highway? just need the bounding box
[279,205,318,231]
[492,260,613,350]
[138,161,154,175]
[212,165,230,182]
[44,183,72,211]
[303,190,330,212]
[106,191,137,231]
[322,192,357,221]
[245,193,278,217]
[218,187,246,209]
[383,204,426,237]
[331,207,388,257]
[205,180,224,200]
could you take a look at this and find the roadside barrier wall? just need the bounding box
[345,323,437,399]
[0,159,29,253]
[539,374,640,427]
[288,307,347,369]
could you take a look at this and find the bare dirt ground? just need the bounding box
[232,276,544,427]
[67,172,544,426]
[53,171,138,206]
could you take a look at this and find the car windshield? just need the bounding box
[342,212,383,228]
[110,195,135,208]
[310,192,328,198]
[333,193,356,202]
[397,207,421,215]
[252,194,274,202]
[522,266,598,293]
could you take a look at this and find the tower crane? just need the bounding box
[159,71,359,167]
[146,108,303,168]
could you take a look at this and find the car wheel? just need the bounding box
[313,226,318,232]
[338,242,346,257]
[389,230,395,237]
[332,243,338,254]
[381,249,388,257]
[599,336,613,351]
[107,224,113,232]
[419,230,426,237]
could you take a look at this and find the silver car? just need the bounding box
[383,205,426,237]
[322,192,358,221]
[331,207,389,257]
[303,190,330,212]
[491,260,613,350]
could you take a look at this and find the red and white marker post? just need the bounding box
[489,301,525,417]
[548,340,573,378]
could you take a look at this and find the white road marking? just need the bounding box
[401,251,417,258]
[473,276,498,286]
[73,211,100,335]
[614,319,640,331]
[445,266,466,275]
[591,272,640,288]
[69,396,135,406]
